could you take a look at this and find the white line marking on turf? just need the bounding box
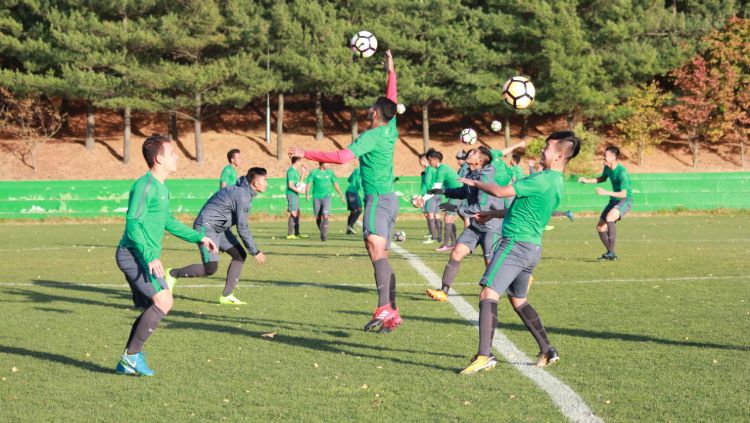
[389,242,603,423]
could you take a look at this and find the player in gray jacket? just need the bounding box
[166,167,268,305]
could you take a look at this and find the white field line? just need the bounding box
[389,242,603,423]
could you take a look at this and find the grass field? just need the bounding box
[1,214,748,422]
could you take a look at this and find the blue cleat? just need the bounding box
[565,210,574,222]
[116,351,155,376]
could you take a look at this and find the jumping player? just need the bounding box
[578,146,632,261]
[289,49,402,333]
[458,131,581,374]
[306,162,344,241]
[115,134,217,376]
[220,148,242,189]
[345,166,363,234]
[285,158,308,239]
[166,167,268,305]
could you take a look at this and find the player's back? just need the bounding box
[349,118,397,195]
[502,170,564,245]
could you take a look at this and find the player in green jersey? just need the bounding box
[345,166,363,234]
[306,162,344,241]
[220,149,242,189]
[285,157,308,239]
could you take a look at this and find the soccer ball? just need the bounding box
[490,120,503,132]
[502,76,536,109]
[460,128,478,145]
[394,230,406,242]
[296,182,306,191]
[350,31,378,58]
[396,103,406,115]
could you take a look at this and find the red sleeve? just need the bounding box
[386,71,397,103]
[304,149,356,164]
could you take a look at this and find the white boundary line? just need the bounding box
[389,242,603,423]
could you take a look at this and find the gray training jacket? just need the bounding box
[443,164,504,233]
[194,176,260,255]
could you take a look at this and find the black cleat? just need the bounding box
[597,252,616,261]
[536,347,560,367]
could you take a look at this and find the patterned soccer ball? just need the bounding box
[350,31,378,58]
[460,128,478,145]
[490,120,503,132]
[394,230,406,242]
[502,76,536,110]
[396,103,406,115]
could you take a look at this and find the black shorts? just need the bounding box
[346,191,362,211]
[116,247,168,308]
[600,198,633,221]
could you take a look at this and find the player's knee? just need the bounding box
[153,291,173,314]
[509,296,528,310]
[204,261,219,275]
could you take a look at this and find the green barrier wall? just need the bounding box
[1,172,749,219]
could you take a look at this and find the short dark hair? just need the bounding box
[142,134,171,168]
[456,149,467,160]
[291,156,301,164]
[427,149,443,162]
[605,145,620,158]
[477,146,493,165]
[246,167,267,182]
[511,153,522,164]
[227,149,240,163]
[373,96,397,123]
[546,131,581,163]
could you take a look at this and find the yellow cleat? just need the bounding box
[425,289,448,302]
[460,355,497,375]
[285,234,298,240]
[165,268,177,291]
[544,225,555,231]
[219,294,247,305]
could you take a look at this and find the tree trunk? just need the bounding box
[276,93,284,161]
[85,103,95,150]
[314,90,323,141]
[638,139,645,165]
[195,92,203,163]
[690,135,699,168]
[504,116,511,147]
[123,107,131,164]
[567,109,580,129]
[520,114,528,140]
[351,105,358,142]
[422,101,430,153]
[740,140,745,168]
[169,111,178,141]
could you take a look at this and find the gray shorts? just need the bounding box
[363,192,399,249]
[456,227,502,260]
[600,198,633,221]
[425,196,441,214]
[313,197,332,218]
[445,198,462,216]
[286,193,299,212]
[479,239,542,299]
[195,224,241,263]
[346,191,362,211]
[116,246,167,308]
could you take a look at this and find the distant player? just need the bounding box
[458,131,581,374]
[455,149,471,228]
[578,145,633,261]
[167,167,268,305]
[285,158,308,239]
[420,149,440,244]
[289,49,403,333]
[345,166,363,234]
[428,149,461,251]
[306,162,344,241]
[220,148,242,189]
[416,153,436,240]
[509,153,525,183]
[115,134,218,376]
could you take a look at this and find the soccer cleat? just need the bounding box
[165,268,177,291]
[460,354,498,375]
[544,225,555,231]
[219,294,247,305]
[565,210,574,222]
[297,233,309,239]
[346,226,358,235]
[363,304,397,332]
[116,351,155,376]
[422,238,436,244]
[435,245,453,252]
[286,234,298,240]
[425,288,448,302]
[535,347,560,367]
[378,308,403,334]
[597,252,618,261]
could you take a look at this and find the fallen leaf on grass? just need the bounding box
[261,332,276,339]
[313,363,319,368]
[361,384,368,389]
[11,367,18,373]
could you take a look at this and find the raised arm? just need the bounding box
[289,147,356,165]
[385,49,397,103]
[496,140,526,157]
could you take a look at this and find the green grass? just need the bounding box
[1,215,748,421]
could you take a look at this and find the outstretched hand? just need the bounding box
[201,237,218,253]
[385,49,394,73]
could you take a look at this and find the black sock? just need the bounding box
[171,264,206,278]
[288,216,295,236]
[598,230,610,253]
[428,219,438,240]
[436,220,443,243]
[515,302,551,354]
[346,212,355,228]
[445,223,456,246]
[321,218,329,241]
[294,215,300,235]
[452,224,457,245]
[223,259,244,296]
[607,221,617,254]
[389,272,397,309]
[478,299,498,357]
[125,314,142,350]
[316,216,321,230]
[441,258,461,292]
[425,218,432,237]
[126,304,166,354]
[373,258,393,307]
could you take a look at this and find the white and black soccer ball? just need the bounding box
[396,103,406,115]
[490,120,503,132]
[350,31,378,58]
[502,76,536,110]
[460,128,478,145]
[394,230,406,242]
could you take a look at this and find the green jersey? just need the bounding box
[490,150,512,186]
[119,172,202,265]
[220,164,237,188]
[457,163,469,178]
[286,166,300,195]
[600,164,632,200]
[346,167,362,193]
[434,163,462,189]
[510,164,525,182]
[306,168,337,199]
[502,170,564,245]
[348,117,398,195]
[420,166,437,196]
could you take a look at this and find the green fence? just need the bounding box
[1,172,749,219]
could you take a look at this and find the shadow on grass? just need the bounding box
[0,345,112,374]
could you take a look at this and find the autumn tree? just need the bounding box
[616,81,670,165]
